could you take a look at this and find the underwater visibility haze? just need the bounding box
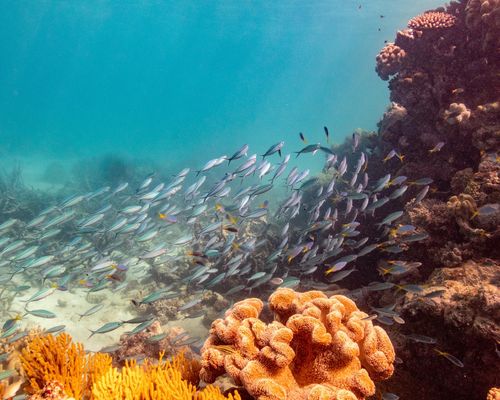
[0,1,499,400]
[1,1,443,167]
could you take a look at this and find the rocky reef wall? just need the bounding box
[372,1,499,398]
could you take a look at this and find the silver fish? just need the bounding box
[89,321,124,337]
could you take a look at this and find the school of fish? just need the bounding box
[1,132,469,372]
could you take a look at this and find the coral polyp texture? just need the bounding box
[200,288,395,400]
[375,43,406,81]
[407,11,458,29]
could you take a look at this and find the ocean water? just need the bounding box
[1,0,442,180]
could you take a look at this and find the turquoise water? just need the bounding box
[1,0,442,172]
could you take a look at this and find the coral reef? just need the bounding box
[0,165,53,222]
[393,259,500,399]
[373,0,500,277]
[16,332,238,400]
[407,11,457,29]
[487,387,500,400]
[200,288,395,400]
[92,353,239,400]
[465,0,500,50]
[375,44,406,81]
[110,321,197,366]
[27,381,71,400]
[443,102,471,125]
[371,1,500,398]
[20,333,112,399]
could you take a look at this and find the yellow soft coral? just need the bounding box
[195,385,241,400]
[20,333,112,399]
[19,333,237,400]
[200,288,395,400]
[92,353,240,400]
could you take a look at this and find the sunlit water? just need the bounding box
[1,0,443,187]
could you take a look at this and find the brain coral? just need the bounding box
[375,43,406,81]
[408,11,457,29]
[200,288,395,400]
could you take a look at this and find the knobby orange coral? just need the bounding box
[20,333,112,399]
[200,288,395,400]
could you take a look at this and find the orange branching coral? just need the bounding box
[200,288,395,400]
[20,333,112,399]
[92,360,193,399]
[408,11,457,30]
[375,43,406,81]
[171,351,202,386]
[92,353,240,400]
[0,328,42,355]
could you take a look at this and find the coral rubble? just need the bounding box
[200,288,395,400]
